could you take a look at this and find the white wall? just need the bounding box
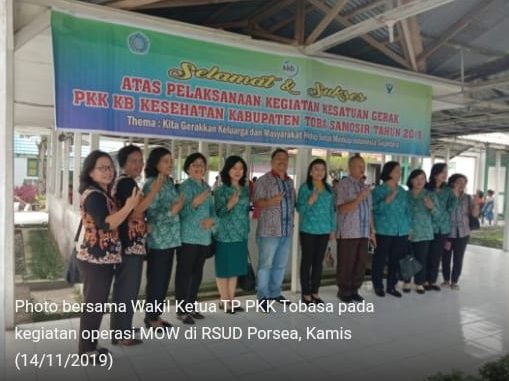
[14,157,37,186]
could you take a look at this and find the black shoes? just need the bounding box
[311,295,325,305]
[112,338,143,346]
[272,295,291,304]
[144,317,173,329]
[374,289,386,297]
[350,293,364,302]
[337,292,353,303]
[430,284,441,291]
[176,313,195,325]
[386,289,402,298]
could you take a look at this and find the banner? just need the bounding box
[51,11,431,155]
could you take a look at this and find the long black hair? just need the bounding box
[406,169,427,190]
[426,163,447,190]
[79,150,115,194]
[220,155,247,186]
[145,147,171,178]
[306,158,331,193]
[379,161,400,183]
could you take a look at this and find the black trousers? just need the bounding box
[145,247,177,321]
[404,241,430,285]
[78,261,115,354]
[175,243,207,314]
[299,232,329,295]
[372,235,408,291]
[110,255,143,335]
[427,233,448,284]
[336,238,369,298]
[442,236,469,283]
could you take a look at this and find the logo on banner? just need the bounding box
[385,82,395,94]
[282,61,299,77]
[127,32,150,55]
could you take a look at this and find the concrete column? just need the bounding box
[62,138,70,206]
[494,151,502,226]
[198,142,209,183]
[217,143,225,170]
[431,154,435,165]
[445,146,451,166]
[0,0,14,344]
[55,139,63,198]
[72,133,82,211]
[291,148,311,293]
[90,133,99,151]
[177,145,183,182]
[242,145,252,169]
[48,129,58,194]
[503,168,509,251]
[225,144,232,158]
[187,143,192,156]
[476,148,486,192]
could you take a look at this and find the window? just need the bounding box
[27,158,38,177]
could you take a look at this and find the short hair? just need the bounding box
[79,150,115,194]
[117,145,142,168]
[145,147,171,178]
[447,173,467,187]
[220,155,248,186]
[271,148,288,160]
[183,152,207,174]
[348,153,363,166]
[379,161,400,183]
[406,169,427,190]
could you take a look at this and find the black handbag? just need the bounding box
[238,253,256,292]
[468,196,480,230]
[65,220,83,284]
[399,255,422,280]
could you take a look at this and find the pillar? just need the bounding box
[72,133,82,210]
[90,133,99,151]
[494,150,502,226]
[291,148,311,293]
[177,145,183,182]
[62,138,70,205]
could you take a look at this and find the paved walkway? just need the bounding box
[5,244,508,381]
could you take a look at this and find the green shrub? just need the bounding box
[479,355,509,381]
[426,371,480,381]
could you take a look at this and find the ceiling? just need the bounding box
[12,0,509,157]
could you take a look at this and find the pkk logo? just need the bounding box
[127,32,150,55]
[385,82,395,94]
[282,60,299,77]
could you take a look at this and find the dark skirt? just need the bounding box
[214,240,248,278]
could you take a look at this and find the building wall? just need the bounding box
[14,157,38,186]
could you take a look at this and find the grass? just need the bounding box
[25,229,64,280]
[469,226,503,249]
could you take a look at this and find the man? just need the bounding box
[254,148,296,312]
[335,154,375,303]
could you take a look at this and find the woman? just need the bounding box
[77,150,139,358]
[214,156,250,313]
[176,152,217,324]
[442,174,480,289]
[371,161,410,298]
[481,190,495,225]
[405,169,437,294]
[143,147,184,329]
[425,163,459,291]
[296,159,336,305]
[110,145,164,345]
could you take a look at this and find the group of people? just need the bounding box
[76,146,480,360]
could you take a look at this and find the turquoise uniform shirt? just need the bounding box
[179,177,217,245]
[408,189,439,242]
[296,183,336,235]
[429,186,459,235]
[214,184,250,242]
[372,183,410,236]
[143,177,181,250]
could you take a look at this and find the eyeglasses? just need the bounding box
[95,165,114,173]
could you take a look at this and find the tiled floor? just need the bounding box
[5,244,509,381]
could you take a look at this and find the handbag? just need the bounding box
[238,252,256,292]
[65,220,83,284]
[324,246,334,268]
[399,255,422,280]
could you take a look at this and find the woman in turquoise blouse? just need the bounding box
[425,163,459,291]
[214,156,250,314]
[296,159,336,305]
[176,152,217,324]
[143,147,184,329]
[371,161,409,298]
[405,169,438,294]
